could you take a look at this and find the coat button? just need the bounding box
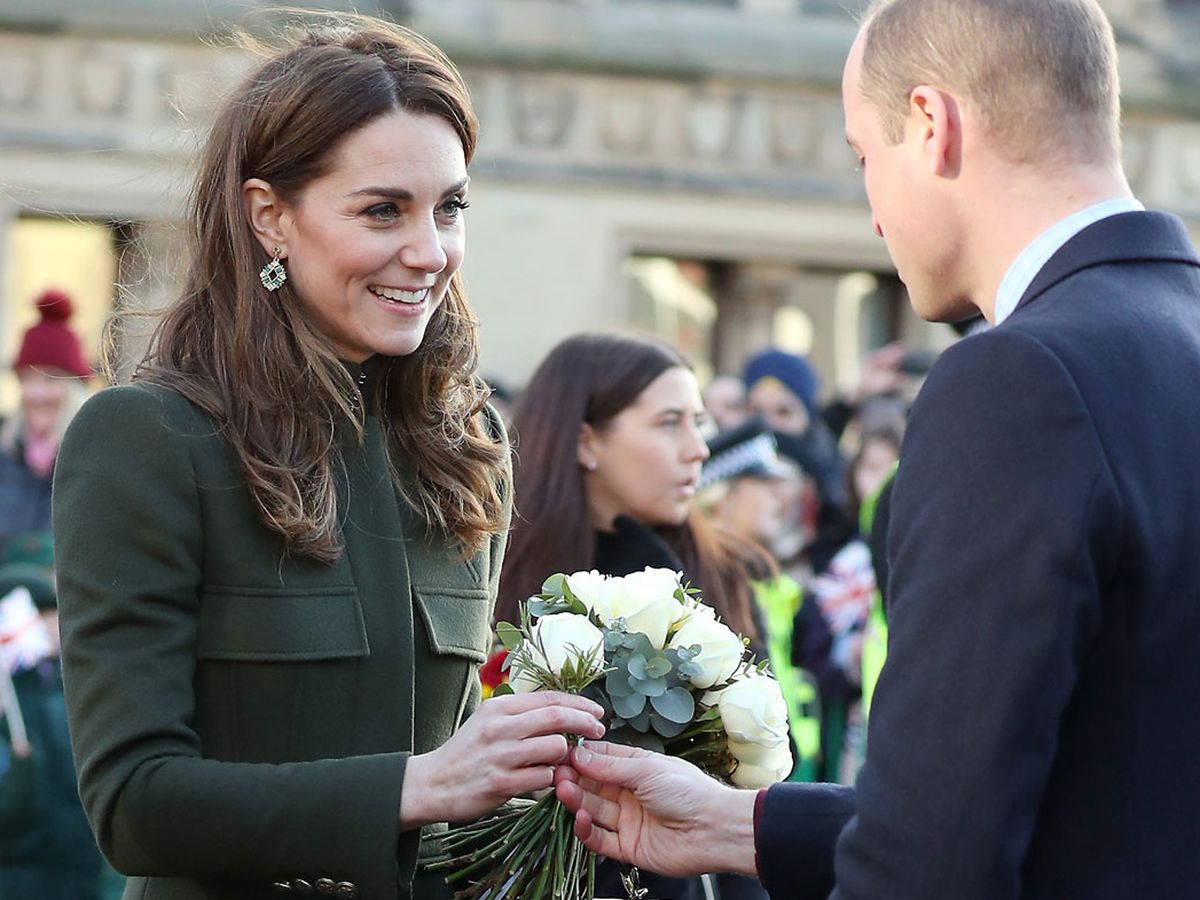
[315,879,335,895]
[293,880,315,896]
[334,882,358,899]
[272,884,293,894]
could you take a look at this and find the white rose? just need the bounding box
[598,570,683,649]
[717,674,790,746]
[729,742,793,788]
[668,617,744,689]
[671,597,717,630]
[532,613,605,676]
[565,570,608,618]
[622,567,684,604]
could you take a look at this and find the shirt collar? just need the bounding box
[993,197,1145,325]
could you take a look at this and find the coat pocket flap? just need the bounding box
[197,587,369,661]
[412,585,491,663]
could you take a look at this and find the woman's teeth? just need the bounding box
[370,286,426,304]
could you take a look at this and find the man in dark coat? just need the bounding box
[554,1,1200,898]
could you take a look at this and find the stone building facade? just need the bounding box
[1,0,1198,408]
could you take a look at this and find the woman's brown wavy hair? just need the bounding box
[133,14,508,562]
[497,333,764,643]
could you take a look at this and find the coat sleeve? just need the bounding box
[53,385,411,898]
[829,330,1123,899]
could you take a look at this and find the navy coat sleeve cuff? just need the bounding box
[756,782,855,899]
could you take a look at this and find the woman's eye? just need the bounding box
[440,197,471,218]
[364,203,399,221]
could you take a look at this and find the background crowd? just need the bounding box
[0,273,966,899]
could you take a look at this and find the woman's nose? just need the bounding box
[400,217,448,274]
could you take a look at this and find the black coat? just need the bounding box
[756,211,1200,899]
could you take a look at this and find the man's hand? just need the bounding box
[554,741,759,879]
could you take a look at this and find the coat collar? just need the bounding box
[1011,211,1200,319]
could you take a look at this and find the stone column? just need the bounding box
[0,196,21,415]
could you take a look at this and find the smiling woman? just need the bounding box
[49,14,604,900]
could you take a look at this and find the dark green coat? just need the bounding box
[52,368,510,900]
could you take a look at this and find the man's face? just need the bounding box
[842,32,969,322]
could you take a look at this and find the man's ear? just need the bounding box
[908,85,961,179]
[243,178,292,256]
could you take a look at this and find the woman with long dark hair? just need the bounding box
[497,332,769,900]
[497,333,761,643]
[51,16,601,900]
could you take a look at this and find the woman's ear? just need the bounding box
[243,178,292,257]
[578,422,600,472]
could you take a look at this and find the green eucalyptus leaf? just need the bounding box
[603,630,625,652]
[650,686,695,724]
[496,622,523,650]
[644,656,672,679]
[606,669,634,698]
[627,654,649,681]
[626,708,653,732]
[612,691,647,720]
[630,675,668,697]
[677,661,703,679]
[649,711,690,738]
[542,573,568,596]
[491,682,515,698]
[627,633,656,657]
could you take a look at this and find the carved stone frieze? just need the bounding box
[0,29,1196,222]
[73,45,132,116]
[0,39,40,111]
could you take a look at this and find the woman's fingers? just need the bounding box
[486,690,604,720]
[499,705,606,742]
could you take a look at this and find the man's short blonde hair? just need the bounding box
[860,0,1121,165]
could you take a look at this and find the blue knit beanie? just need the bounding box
[743,349,820,415]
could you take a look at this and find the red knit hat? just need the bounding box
[13,289,91,378]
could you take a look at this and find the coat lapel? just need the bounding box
[1012,211,1200,318]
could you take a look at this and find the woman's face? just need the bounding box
[580,367,710,530]
[718,477,786,544]
[747,377,810,436]
[853,436,899,506]
[19,369,69,440]
[271,109,469,362]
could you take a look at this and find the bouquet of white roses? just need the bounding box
[427,567,792,899]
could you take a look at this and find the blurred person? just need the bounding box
[496,332,771,900]
[0,534,103,900]
[0,290,91,556]
[697,418,822,784]
[744,348,846,509]
[553,1,1200,897]
[51,17,603,900]
[846,427,901,526]
[703,372,749,433]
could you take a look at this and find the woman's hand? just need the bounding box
[398,691,605,827]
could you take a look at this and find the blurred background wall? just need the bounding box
[1,0,1198,410]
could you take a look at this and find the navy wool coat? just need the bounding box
[756,211,1200,900]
